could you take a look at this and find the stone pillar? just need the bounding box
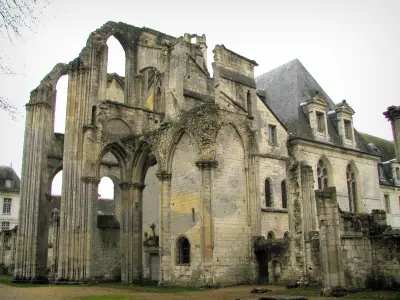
[156,172,172,285]
[119,182,144,284]
[383,106,400,162]
[301,165,317,236]
[196,160,218,285]
[316,187,346,296]
[14,87,53,283]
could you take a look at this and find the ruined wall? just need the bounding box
[105,77,124,103]
[213,124,252,284]
[93,228,121,281]
[170,132,201,284]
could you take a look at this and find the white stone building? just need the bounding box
[0,166,20,231]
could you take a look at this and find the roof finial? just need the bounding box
[10,162,12,168]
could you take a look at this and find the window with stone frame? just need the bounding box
[316,111,325,133]
[1,221,10,231]
[281,180,287,209]
[378,164,384,179]
[384,194,390,213]
[344,119,352,140]
[268,125,277,144]
[396,167,400,181]
[176,236,190,265]
[346,165,358,212]
[2,198,11,214]
[317,160,328,190]
[265,178,273,207]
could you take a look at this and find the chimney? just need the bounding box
[196,34,207,67]
[383,106,400,162]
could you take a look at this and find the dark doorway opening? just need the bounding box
[255,249,269,284]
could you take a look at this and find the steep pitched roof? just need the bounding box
[255,59,374,154]
[359,133,395,162]
[0,166,20,193]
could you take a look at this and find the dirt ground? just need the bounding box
[0,284,313,300]
[1,283,399,300]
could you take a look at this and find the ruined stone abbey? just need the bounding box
[1,21,400,293]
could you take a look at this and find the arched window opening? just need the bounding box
[317,159,328,190]
[267,231,275,240]
[346,164,358,213]
[265,178,272,207]
[98,177,115,216]
[51,171,63,196]
[141,67,163,112]
[106,36,125,77]
[54,75,68,134]
[283,231,290,239]
[281,180,287,209]
[91,105,97,126]
[247,90,252,118]
[176,236,190,265]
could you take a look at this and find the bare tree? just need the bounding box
[0,0,49,118]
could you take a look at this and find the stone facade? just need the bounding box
[7,21,400,291]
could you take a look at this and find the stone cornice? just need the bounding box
[81,176,100,184]
[195,160,218,170]
[383,106,400,122]
[25,102,52,111]
[156,172,172,180]
[118,182,146,190]
[257,153,289,162]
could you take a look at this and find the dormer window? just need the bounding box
[5,180,13,188]
[316,112,325,133]
[344,120,352,139]
[334,100,356,146]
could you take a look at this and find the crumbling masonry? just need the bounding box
[5,21,400,291]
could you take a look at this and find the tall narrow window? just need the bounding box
[346,165,358,212]
[176,237,190,264]
[316,112,325,133]
[281,180,287,209]
[2,198,11,214]
[396,167,400,181]
[247,90,252,118]
[317,160,328,190]
[344,120,352,139]
[265,179,272,207]
[384,194,390,213]
[378,164,384,179]
[91,105,97,125]
[268,125,276,144]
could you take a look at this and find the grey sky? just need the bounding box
[1,0,399,195]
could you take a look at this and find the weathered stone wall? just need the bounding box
[170,132,201,284]
[213,124,252,284]
[93,228,121,281]
[380,186,400,229]
[105,77,124,103]
[292,141,381,213]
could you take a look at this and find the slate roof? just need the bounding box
[0,166,20,193]
[359,133,395,163]
[255,59,375,155]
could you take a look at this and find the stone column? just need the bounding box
[383,106,400,162]
[316,187,346,296]
[196,160,218,285]
[156,173,172,285]
[81,176,100,281]
[119,182,144,284]
[301,165,317,237]
[14,88,53,283]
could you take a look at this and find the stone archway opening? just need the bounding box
[94,151,123,282]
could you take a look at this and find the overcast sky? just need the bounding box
[0,0,399,196]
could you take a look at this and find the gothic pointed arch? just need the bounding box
[316,156,333,190]
[346,161,360,213]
